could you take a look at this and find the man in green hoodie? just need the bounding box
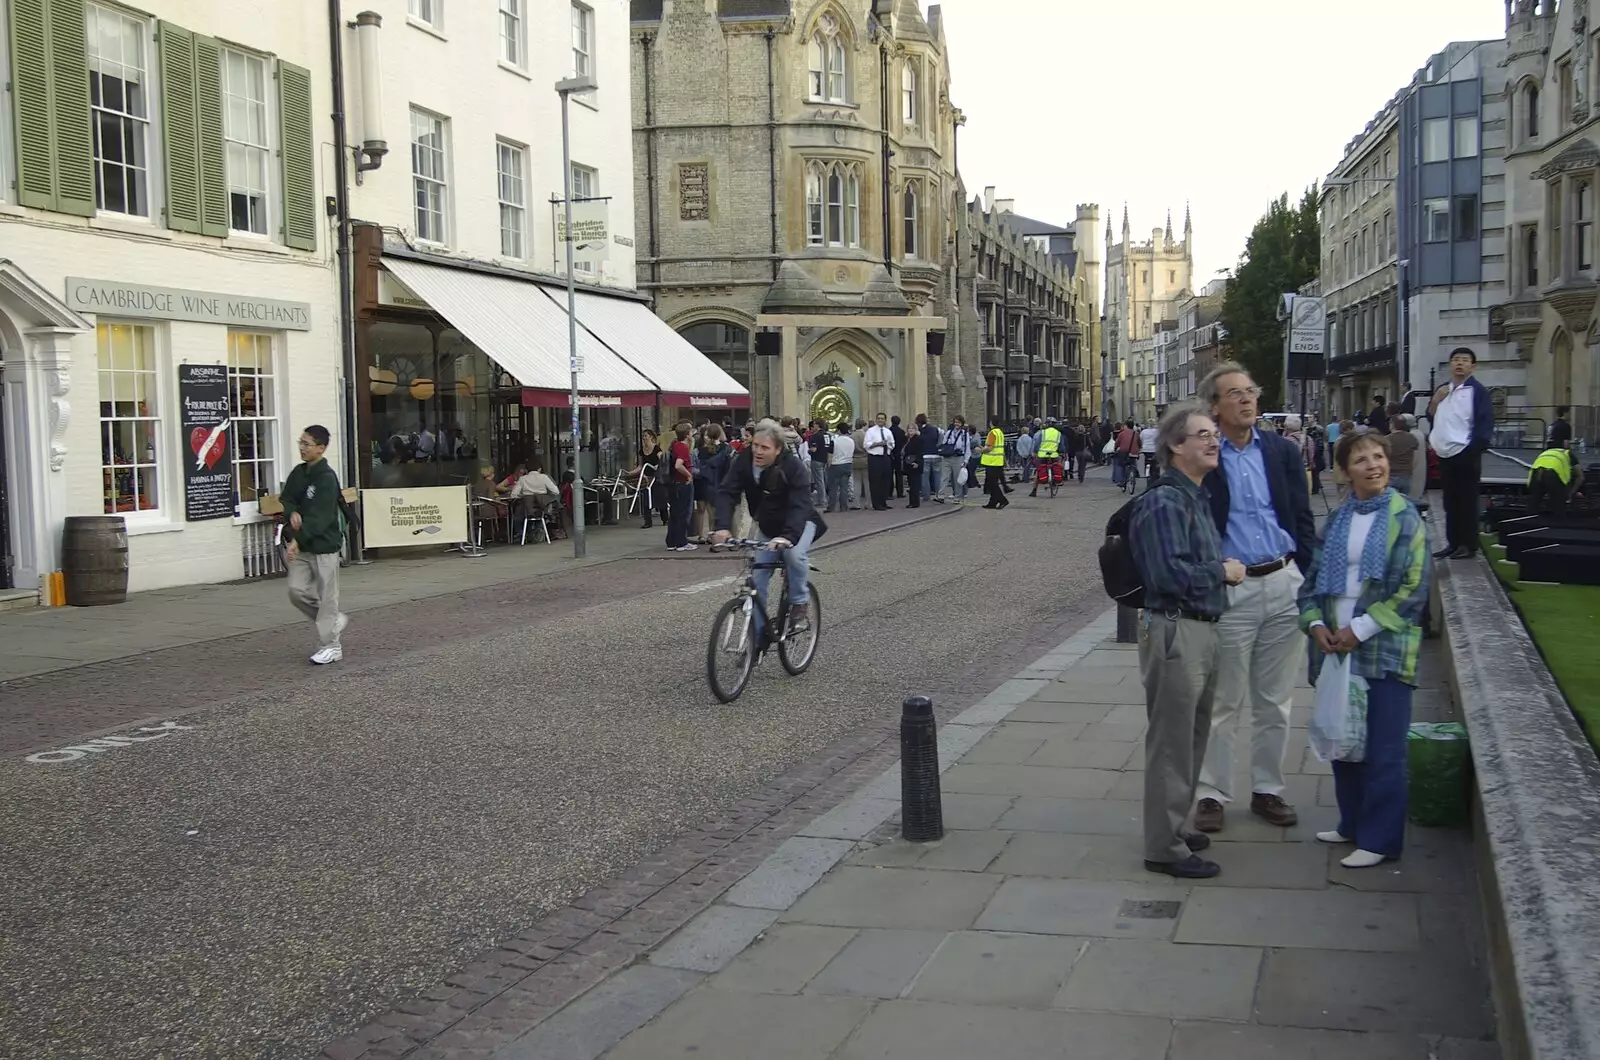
[281,424,348,664]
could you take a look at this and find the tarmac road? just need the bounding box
[0,484,1127,1059]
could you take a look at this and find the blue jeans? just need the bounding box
[752,521,816,636]
[923,459,940,498]
[1332,675,1413,857]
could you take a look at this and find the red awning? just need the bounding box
[521,389,656,408]
[660,392,752,409]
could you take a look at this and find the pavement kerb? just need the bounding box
[487,605,1117,1060]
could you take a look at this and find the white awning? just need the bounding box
[562,288,750,405]
[381,257,654,397]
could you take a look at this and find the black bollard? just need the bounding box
[900,696,944,843]
[1116,603,1139,644]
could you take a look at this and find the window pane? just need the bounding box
[1453,195,1478,241]
[1423,198,1449,242]
[1421,117,1448,163]
[1454,116,1478,158]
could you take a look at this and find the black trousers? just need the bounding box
[1528,467,1573,513]
[891,456,905,497]
[905,461,921,507]
[867,454,892,509]
[983,465,1007,507]
[1439,449,1483,552]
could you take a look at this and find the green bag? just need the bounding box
[1406,722,1471,827]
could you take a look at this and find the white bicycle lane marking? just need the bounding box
[24,721,196,765]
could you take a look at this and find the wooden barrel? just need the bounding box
[63,516,129,606]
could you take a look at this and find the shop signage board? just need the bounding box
[555,200,610,266]
[178,364,235,521]
[67,277,313,331]
[360,486,469,548]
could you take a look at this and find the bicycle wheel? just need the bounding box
[779,583,822,675]
[1049,471,1059,499]
[707,596,757,703]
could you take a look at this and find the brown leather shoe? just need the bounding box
[1194,798,1225,833]
[1250,793,1299,827]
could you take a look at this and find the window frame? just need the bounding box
[409,106,451,246]
[1422,197,1450,243]
[571,2,593,81]
[1524,224,1540,289]
[499,0,526,68]
[1560,59,1574,130]
[901,58,918,128]
[1453,194,1478,242]
[96,321,166,522]
[570,162,597,274]
[1420,117,1449,163]
[408,0,441,30]
[87,1,158,220]
[496,138,527,259]
[221,46,277,239]
[805,164,823,246]
[1453,116,1478,158]
[1576,180,1593,272]
[226,329,281,519]
[902,180,918,259]
[807,18,849,104]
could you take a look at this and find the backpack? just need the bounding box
[1097,483,1171,608]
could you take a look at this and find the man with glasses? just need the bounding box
[1192,364,1316,833]
[281,425,349,665]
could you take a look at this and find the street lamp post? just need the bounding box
[556,73,597,559]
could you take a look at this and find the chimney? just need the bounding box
[983,186,995,212]
[995,199,1015,215]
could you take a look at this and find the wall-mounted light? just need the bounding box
[351,11,388,182]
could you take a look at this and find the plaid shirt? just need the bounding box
[1128,470,1228,618]
[1296,490,1430,685]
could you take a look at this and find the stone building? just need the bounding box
[1104,206,1193,423]
[969,194,1097,423]
[1496,0,1600,442]
[631,0,973,427]
[1174,281,1226,404]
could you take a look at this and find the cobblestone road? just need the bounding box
[0,484,1126,1060]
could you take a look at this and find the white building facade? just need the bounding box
[0,0,341,596]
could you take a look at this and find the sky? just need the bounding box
[938,0,1509,286]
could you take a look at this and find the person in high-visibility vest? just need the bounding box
[980,419,1009,509]
[1527,444,1583,512]
[1029,417,1064,497]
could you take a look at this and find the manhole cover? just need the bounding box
[1118,899,1183,919]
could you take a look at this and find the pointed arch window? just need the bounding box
[807,13,849,103]
[827,168,844,245]
[902,60,918,128]
[845,169,860,247]
[806,164,824,246]
[903,181,920,259]
[808,161,860,248]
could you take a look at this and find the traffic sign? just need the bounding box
[1289,295,1326,355]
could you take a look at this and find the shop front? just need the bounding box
[352,237,746,516]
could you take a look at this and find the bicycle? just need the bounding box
[705,539,823,703]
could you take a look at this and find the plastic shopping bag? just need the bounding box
[1407,722,1471,827]
[1102,439,1116,456]
[956,466,969,487]
[1308,653,1369,763]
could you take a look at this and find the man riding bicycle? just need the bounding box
[1028,417,1064,497]
[713,418,827,637]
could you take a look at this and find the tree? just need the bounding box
[1220,188,1321,410]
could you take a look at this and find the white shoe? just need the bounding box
[1316,830,1353,844]
[678,543,698,551]
[310,644,343,665]
[1340,848,1389,869]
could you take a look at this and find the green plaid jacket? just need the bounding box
[1296,490,1431,686]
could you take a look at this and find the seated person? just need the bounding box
[509,462,561,506]
[496,462,528,494]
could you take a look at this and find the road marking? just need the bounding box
[25,721,195,764]
[665,575,738,595]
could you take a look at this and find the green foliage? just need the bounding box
[1220,188,1321,410]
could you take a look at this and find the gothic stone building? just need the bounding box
[1105,206,1194,422]
[631,0,978,427]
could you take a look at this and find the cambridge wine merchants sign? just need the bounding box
[178,364,235,521]
[66,278,313,331]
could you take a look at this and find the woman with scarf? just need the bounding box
[1297,430,1430,869]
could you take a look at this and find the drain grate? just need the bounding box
[1118,899,1183,919]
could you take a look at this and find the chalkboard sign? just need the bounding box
[178,364,234,521]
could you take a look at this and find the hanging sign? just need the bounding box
[556,200,610,266]
[178,363,235,521]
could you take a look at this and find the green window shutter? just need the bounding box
[46,0,95,215]
[158,21,201,233]
[278,61,316,251]
[9,0,93,215]
[192,35,228,237]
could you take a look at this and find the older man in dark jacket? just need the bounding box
[1192,364,1317,835]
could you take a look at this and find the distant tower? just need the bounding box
[1121,203,1130,241]
[1164,209,1173,247]
[1184,202,1193,269]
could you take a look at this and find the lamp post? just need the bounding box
[556,73,597,559]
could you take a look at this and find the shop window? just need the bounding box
[228,331,278,508]
[97,322,161,516]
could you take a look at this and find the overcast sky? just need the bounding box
[939,0,1508,286]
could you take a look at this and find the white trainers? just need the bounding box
[1316,830,1352,844]
[310,644,343,665]
[1340,849,1389,869]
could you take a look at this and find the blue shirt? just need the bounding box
[1219,428,1298,566]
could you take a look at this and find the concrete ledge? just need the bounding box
[1436,549,1600,1060]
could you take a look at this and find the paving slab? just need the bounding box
[847,830,1014,873]
[1028,683,1144,705]
[974,878,1187,940]
[648,904,782,973]
[804,929,945,1000]
[1326,827,1473,894]
[489,965,702,1060]
[906,930,1085,1008]
[708,925,858,995]
[942,763,1119,799]
[1174,887,1419,951]
[1255,947,1495,1037]
[1026,738,1141,770]
[1008,698,1127,722]
[1056,939,1264,1021]
[781,867,1002,930]
[962,731,1046,765]
[602,988,871,1060]
[990,719,1089,741]
[832,1001,1174,1060]
[938,792,1014,830]
[1167,1021,1431,1060]
[723,836,856,910]
[995,796,1143,836]
[1077,721,1148,743]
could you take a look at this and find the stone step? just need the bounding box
[0,588,39,613]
